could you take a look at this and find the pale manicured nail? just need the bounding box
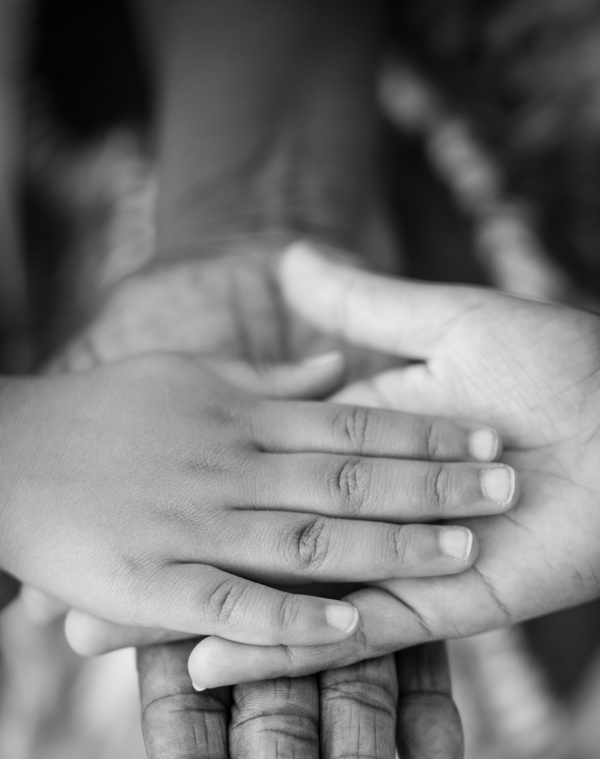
[440,528,474,562]
[192,681,206,692]
[468,428,500,462]
[481,466,515,506]
[326,603,359,634]
[303,350,343,367]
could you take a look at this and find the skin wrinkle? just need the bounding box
[383,589,435,642]
[471,565,513,626]
[320,655,397,759]
[231,677,319,759]
[321,689,396,719]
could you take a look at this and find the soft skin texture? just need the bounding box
[184,241,600,686]
[3,349,502,643]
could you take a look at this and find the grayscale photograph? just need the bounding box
[0,1,599,757]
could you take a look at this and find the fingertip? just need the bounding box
[188,636,310,689]
[188,637,237,690]
[439,527,478,568]
[280,241,321,288]
[325,602,360,636]
[298,350,346,392]
[468,427,502,462]
[480,465,517,510]
[65,610,104,656]
[280,240,357,304]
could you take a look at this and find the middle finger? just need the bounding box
[230,676,319,759]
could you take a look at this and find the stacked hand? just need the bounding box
[29,247,467,759]
[18,1,477,753]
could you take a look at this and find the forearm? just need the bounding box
[132,0,384,257]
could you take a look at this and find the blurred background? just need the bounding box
[2,0,600,756]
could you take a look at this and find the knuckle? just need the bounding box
[390,525,413,569]
[329,457,372,515]
[206,577,250,628]
[112,551,160,625]
[323,679,397,724]
[335,405,375,453]
[290,517,332,573]
[423,420,443,460]
[275,593,302,636]
[427,463,452,514]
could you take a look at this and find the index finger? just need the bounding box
[279,241,489,360]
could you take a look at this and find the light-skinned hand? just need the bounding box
[182,240,600,687]
[1,348,508,649]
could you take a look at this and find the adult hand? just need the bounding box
[186,240,600,685]
[139,639,462,759]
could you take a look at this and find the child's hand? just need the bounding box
[1,352,510,649]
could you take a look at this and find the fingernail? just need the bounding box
[192,681,206,692]
[481,466,515,506]
[468,428,500,462]
[325,603,359,633]
[440,528,473,562]
[303,350,343,367]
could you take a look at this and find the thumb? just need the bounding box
[207,351,345,399]
[279,240,489,360]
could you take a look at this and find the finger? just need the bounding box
[207,351,345,398]
[188,587,439,688]
[320,655,397,759]
[134,563,360,646]
[186,586,465,688]
[65,609,192,655]
[230,677,319,759]
[251,453,516,520]
[395,643,464,759]
[254,399,501,462]
[202,510,478,583]
[20,584,69,624]
[138,640,231,759]
[279,240,491,360]
[331,366,468,431]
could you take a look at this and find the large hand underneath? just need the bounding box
[187,241,600,686]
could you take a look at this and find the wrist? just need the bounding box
[144,0,384,260]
